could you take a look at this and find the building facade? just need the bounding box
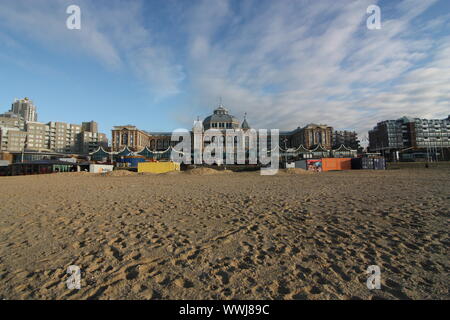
[112,105,250,152]
[82,121,98,133]
[282,124,334,150]
[147,132,173,151]
[111,104,357,158]
[6,98,38,122]
[0,120,107,153]
[202,105,240,130]
[333,130,360,150]
[0,116,25,130]
[111,125,152,151]
[78,129,108,154]
[0,98,107,154]
[369,115,450,161]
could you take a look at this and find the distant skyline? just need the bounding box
[0,0,449,138]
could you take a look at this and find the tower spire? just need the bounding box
[241,112,250,130]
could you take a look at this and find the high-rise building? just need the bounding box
[333,130,360,149]
[9,98,37,122]
[0,115,25,130]
[0,120,107,154]
[82,121,98,133]
[78,130,108,154]
[0,99,107,154]
[369,115,450,161]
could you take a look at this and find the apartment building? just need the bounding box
[7,98,37,122]
[369,115,450,160]
[333,130,360,149]
[0,120,107,154]
[0,98,108,154]
[82,121,98,133]
[0,127,27,152]
[0,115,25,130]
[79,130,108,154]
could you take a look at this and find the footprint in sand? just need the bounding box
[174,278,194,288]
[215,270,230,285]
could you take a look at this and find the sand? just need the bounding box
[184,167,233,175]
[103,170,137,177]
[278,168,314,175]
[0,168,449,300]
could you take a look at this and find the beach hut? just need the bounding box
[351,157,386,170]
[90,146,113,162]
[295,159,322,172]
[136,146,154,158]
[332,144,357,158]
[138,161,180,174]
[321,158,352,171]
[311,144,330,158]
[116,156,146,168]
[89,164,114,173]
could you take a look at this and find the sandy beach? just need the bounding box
[0,168,449,300]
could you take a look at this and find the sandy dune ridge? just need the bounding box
[0,168,449,299]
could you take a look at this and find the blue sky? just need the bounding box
[0,0,449,140]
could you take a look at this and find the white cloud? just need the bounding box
[177,0,448,138]
[0,0,184,99]
[0,0,448,137]
[129,47,185,98]
[0,1,121,67]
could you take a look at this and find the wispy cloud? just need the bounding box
[178,0,448,135]
[0,1,121,67]
[0,0,184,99]
[0,0,448,136]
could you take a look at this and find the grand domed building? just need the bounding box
[111,104,251,151]
[109,103,358,158]
[202,104,241,130]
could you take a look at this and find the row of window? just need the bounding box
[210,122,234,128]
